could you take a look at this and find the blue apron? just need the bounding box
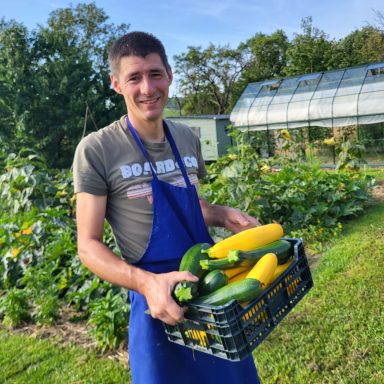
[126,116,261,384]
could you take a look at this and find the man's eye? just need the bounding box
[128,76,140,82]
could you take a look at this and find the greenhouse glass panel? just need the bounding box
[230,62,384,131]
[230,83,261,128]
[247,80,281,129]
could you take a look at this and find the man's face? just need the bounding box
[111,53,172,125]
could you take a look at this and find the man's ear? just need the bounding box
[110,73,122,94]
[167,66,173,85]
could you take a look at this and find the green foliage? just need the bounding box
[87,290,130,352]
[201,129,375,250]
[335,140,367,171]
[0,147,129,349]
[256,162,373,248]
[0,288,30,327]
[284,17,337,76]
[174,44,249,114]
[233,30,289,103]
[202,128,265,217]
[0,4,129,168]
[336,26,384,68]
[33,290,60,326]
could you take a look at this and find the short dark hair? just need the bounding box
[108,31,169,75]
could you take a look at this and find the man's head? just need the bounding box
[109,31,173,127]
[108,31,170,76]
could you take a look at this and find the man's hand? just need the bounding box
[200,199,261,233]
[142,271,198,325]
[222,207,261,233]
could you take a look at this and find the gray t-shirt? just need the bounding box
[73,115,206,263]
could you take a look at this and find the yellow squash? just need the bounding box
[223,266,251,280]
[207,223,284,259]
[267,258,293,286]
[246,253,278,287]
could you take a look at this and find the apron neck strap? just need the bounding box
[125,115,192,187]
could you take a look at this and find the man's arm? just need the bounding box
[76,192,197,325]
[199,198,261,233]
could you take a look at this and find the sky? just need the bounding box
[1,0,383,95]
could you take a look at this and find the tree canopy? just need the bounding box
[0,3,129,168]
[174,14,384,115]
[1,4,384,165]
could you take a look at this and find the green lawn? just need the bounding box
[0,331,130,383]
[1,191,383,383]
[362,166,384,180]
[254,201,384,384]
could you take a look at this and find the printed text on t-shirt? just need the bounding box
[120,156,198,178]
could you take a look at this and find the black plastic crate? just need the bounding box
[164,238,313,361]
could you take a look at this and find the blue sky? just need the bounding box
[2,0,383,95]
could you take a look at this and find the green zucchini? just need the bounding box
[173,243,211,303]
[199,270,229,296]
[192,278,262,306]
[200,239,292,270]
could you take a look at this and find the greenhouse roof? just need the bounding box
[230,62,384,131]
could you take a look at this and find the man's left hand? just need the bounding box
[222,207,261,233]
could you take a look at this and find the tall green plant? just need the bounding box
[201,129,375,249]
[88,290,130,351]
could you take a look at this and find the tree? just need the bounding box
[174,44,249,115]
[284,16,336,76]
[336,26,384,68]
[0,3,129,168]
[0,19,34,151]
[233,30,289,104]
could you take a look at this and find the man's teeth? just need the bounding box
[142,98,158,104]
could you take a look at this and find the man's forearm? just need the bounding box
[78,238,151,295]
[199,198,227,227]
[77,238,199,325]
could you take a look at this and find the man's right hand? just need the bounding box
[141,271,199,325]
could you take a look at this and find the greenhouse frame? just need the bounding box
[230,62,384,132]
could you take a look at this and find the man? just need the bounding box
[73,31,261,384]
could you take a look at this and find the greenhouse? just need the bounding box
[230,62,384,164]
[230,62,384,131]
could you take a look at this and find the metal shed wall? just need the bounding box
[167,115,232,161]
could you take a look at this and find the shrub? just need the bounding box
[0,288,30,327]
[87,289,130,352]
[201,129,375,249]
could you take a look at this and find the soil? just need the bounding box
[371,180,384,200]
[0,306,129,368]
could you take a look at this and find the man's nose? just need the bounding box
[141,76,155,95]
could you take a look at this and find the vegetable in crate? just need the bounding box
[223,266,251,280]
[173,243,211,303]
[205,223,284,259]
[246,253,278,287]
[191,277,263,306]
[199,270,229,295]
[267,258,293,286]
[228,269,250,283]
[192,253,278,306]
[200,239,292,270]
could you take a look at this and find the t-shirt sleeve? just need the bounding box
[72,134,108,195]
[196,137,207,179]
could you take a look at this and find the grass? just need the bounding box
[0,169,383,383]
[0,331,131,383]
[360,165,384,179]
[254,201,384,384]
